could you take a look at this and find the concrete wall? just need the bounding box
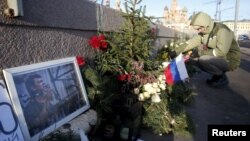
[0,0,176,79]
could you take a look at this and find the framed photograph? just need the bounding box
[3,57,90,141]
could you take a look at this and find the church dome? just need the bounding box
[164,6,169,11]
[182,7,187,12]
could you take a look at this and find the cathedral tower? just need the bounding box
[163,0,188,29]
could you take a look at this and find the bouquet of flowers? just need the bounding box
[82,0,194,137]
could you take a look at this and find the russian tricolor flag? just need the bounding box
[164,53,189,85]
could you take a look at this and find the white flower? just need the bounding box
[150,88,157,95]
[151,94,161,103]
[143,92,150,98]
[164,44,168,48]
[133,88,140,94]
[138,93,145,101]
[162,62,170,68]
[156,88,161,93]
[143,83,152,91]
[159,83,166,90]
[158,75,166,81]
[157,75,163,81]
[144,83,158,94]
[162,76,166,80]
[152,82,158,88]
[160,79,166,85]
[170,42,174,47]
[159,79,166,84]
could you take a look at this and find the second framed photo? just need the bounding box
[3,57,90,141]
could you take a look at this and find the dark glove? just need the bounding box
[169,50,177,59]
[190,48,199,58]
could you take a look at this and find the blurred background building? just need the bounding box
[223,20,250,38]
[163,0,189,30]
[98,0,250,39]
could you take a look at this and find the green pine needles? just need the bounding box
[87,0,195,138]
[42,1,195,140]
[95,0,154,75]
[93,0,193,135]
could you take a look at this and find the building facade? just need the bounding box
[163,0,189,31]
[223,21,250,36]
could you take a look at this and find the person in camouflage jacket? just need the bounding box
[174,12,240,87]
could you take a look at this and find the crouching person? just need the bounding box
[171,12,240,87]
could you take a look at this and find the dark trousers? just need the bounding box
[191,55,229,75]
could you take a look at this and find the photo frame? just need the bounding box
[3,57,90,141]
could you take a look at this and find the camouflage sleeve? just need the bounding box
[183,35,202,52]
[174,35,201,54]
[198,48,213,56]
[213,28,234,57]
[174,43,187,54]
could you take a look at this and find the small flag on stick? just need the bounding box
[164,53,189,85]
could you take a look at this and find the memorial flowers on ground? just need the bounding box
[82,0,195,137]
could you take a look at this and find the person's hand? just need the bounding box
[184,54,190,62]
[190,48,199,58]
[183,51,192,62]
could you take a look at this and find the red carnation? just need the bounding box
[117,74,127,81]
[98,35,108,50]
[76,56,86,67]
[126,74,132,81]
[88,34,108,50]
[101,41,108,50]
[89,35,101,49]
[98,34,105,40]
[117,74,132,81]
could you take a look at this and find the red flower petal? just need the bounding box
[126,74,132,81]
[89,35,101,49]
[101,41,108,49]
[76,56,86,67]
[98,35,105,40]
[98,35,108,49]
[117,74,127,81]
